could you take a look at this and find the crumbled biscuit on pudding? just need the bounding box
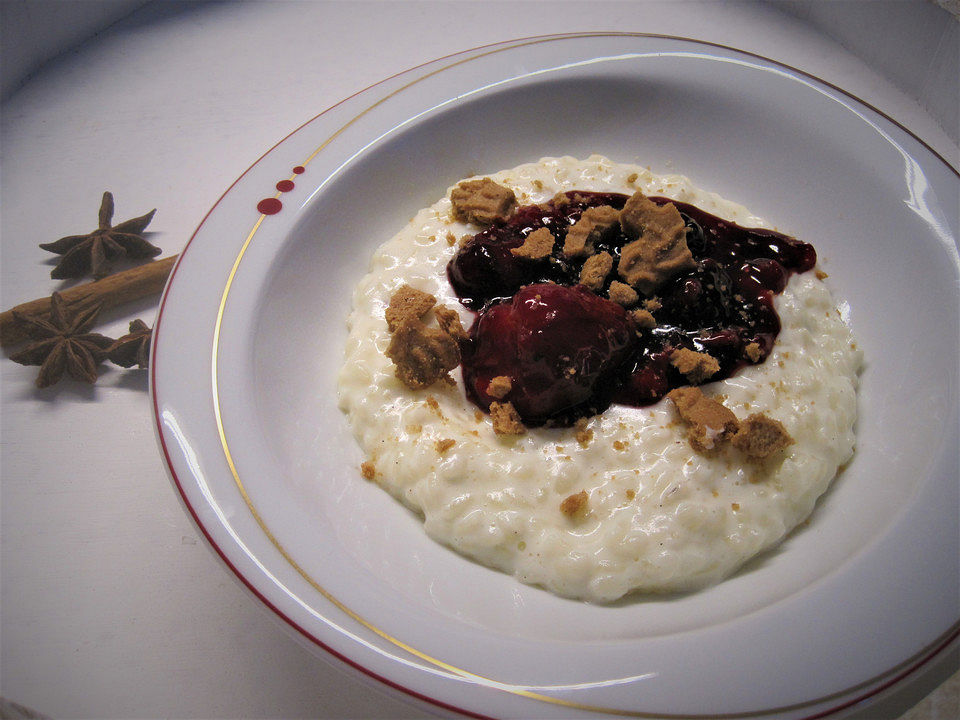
[511,227,555,260]
[670,347,721,384]
[668,386,740,452]
[385,284,436,332]
[563,205,619,258]
[733,413,793,459]
[450,178,517,225]
[617,192,696,294]
[579,251,613,291]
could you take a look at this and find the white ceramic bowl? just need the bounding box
[151,34,959,719]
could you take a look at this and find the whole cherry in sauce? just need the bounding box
[449,190,816,425]
[463,283,635,426]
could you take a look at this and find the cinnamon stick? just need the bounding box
[0,255,178,347]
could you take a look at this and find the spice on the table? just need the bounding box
[9,292,114,388]
[39,191,160,279]
[0,255,176,347]
[107,319,152,369]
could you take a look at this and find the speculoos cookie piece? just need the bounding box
[386,318,460,390]
[450,178,517,226]
[617,192,696,294]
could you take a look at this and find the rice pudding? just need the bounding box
[337,155,861,603]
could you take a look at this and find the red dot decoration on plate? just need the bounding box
[256,165,306,215]
[256,197,283,215]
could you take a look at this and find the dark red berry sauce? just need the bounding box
[463,284,636,426]
[448,191,816,426]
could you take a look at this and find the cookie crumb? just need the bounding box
[732,413,794,459]
[490,401,526,435]
[435,438,456,455]
[815,269,829,280]
[579,251,613,291]
[625,489,636,500]
[744,342,762,362]
[510,227,555,259]
[450,178,517,225]
[617,192,696,294]
[643,297,662,312]
[670,347,720,384]
[563,205,619,258]
[434,305,468,341]
[386,319,460,389]
[632,308,656,330]
[574,417,593,446]
[667,386,739,453]
[608,281,639,307]
[385,285,436,332]
[360,461,376,480]
[486,375,513,399]
[560,490,588,516]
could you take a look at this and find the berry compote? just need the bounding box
[448,191,816,425]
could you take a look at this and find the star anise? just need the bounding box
[107,319,152,369]
[10,292,114,388]
[39,192,159,279]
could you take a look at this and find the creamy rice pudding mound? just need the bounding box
[337,155,861,603]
